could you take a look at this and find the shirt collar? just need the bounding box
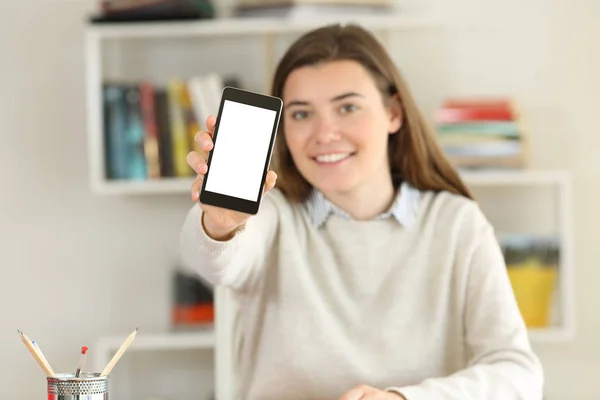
[304,181,420,228]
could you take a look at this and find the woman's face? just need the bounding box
[282,59,402,197]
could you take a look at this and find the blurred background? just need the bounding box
[0,0,598,399]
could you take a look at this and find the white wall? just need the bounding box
[0,1,213,399]
[0,0,598,399]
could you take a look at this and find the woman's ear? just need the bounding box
[388,93,403,135]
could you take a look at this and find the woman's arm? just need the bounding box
[179,192,280,294]
[386,224,544,400]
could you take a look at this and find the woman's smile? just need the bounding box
[312,152,356,165]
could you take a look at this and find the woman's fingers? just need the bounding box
[194,130,214,153]
[263,170,277,195]
[186,150,207,201]
[185,116,217,202]
[191,174,203,201]
[206,115,216,135]
[186,150,206,174]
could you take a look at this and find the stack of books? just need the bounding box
[433,98,528,169]
[90,0,216,23]
[233,0,393,18]
[102,73,241,181]
[172,269,214,331]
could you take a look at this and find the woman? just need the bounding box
[180,24,543,400]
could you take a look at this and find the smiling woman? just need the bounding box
[180,23,544,400]
[270,24,473,215]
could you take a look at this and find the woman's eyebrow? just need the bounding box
[330,92,363,102]
[285,92,363,109]
[285,100,309,109]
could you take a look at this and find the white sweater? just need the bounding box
[179,186,544,400]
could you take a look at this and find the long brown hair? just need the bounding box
[270,23,473,202]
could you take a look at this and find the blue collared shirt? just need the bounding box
[304,181,421,228]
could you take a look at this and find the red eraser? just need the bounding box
[81,346,88,354]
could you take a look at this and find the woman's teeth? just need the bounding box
[315,153,352,163]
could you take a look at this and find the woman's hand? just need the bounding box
[186,115,278,240]
[339,385,406,400]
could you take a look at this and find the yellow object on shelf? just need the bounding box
[507,259,557,328]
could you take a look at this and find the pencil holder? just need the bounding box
[47,372,108,400]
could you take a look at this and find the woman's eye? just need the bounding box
[340,104,357,114]
[292,110,309,120]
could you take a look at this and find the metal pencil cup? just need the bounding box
[47,372,109,400]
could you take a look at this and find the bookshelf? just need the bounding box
[86,15,442,39]
[85,14,574,400]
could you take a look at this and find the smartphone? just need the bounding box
[199,86,283,215]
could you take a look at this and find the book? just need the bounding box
[442,139,521,158]
[234,0,392,18]
[236,0,391,6]
[433,97,528,169]
[436,121,521,138]
[139,82,161,179]
[166,79,194,177]
[434,106,515,124]
[90,0,215,23]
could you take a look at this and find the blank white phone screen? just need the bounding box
[205,100,277,201]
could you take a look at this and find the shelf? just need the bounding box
[460,169,569,186]
[96,329,215,352]
[528,326,574,343]
[93,325,568,354]
[86,15,443,39]
[92,177,195,195]
[91,170,569,195]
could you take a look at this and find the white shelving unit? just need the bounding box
[86,14,575,400]
[94,330,215,362]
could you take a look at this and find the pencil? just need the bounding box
[100,327,138,376]
[75,346,88,377]
[17,330,55,377]
[32,340,56,378]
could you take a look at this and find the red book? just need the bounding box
[139,81,161,178]
[435,98,517,124]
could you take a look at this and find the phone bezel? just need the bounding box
[199,86,283,215]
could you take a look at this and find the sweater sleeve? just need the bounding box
[178,192,280,293]
[386,223,544,400]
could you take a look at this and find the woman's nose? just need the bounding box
[313,116,341,144]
